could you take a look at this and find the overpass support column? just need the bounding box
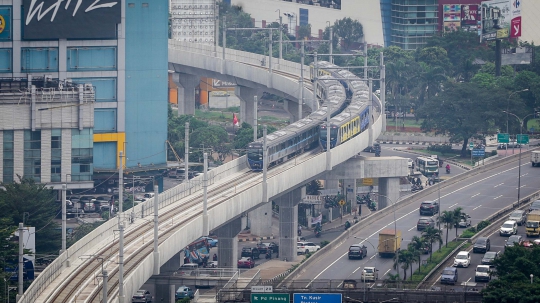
[282,100,298,122]
[249,202,272,237]
[215,217,242,269]
[378,177,400,210]
[275,187,305,261]
[344,179,356,215]
[173,73,199,116]
[324,178,339,191]
[235,86,262,126]
[161,252,181,274]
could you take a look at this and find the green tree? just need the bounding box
[416,46,451,71]
[452,207,465,239]
[0,176,60,254]
[406,244,421,279]
[333,17,363,50]
[393,249,414,280]
[417,81,510,157]
[0,218,18,303]
[233,123,277,150]
[190,125,229,162]
[439,210,454,247]
[306,180,322,195]
[297,24,312,40]
[408,236,425,273]
[421,227,443,261]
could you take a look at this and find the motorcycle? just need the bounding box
[411,184,424,192]
[315,230,321,238]
[297,229,302,236]
[265,251,272,259]
[375,150,381,157]
[344,220,351,230]
[446,168,450,174]
[368,201,377,211]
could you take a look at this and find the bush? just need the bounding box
[320,240,330,248]
[491,150,498,156]
[461,229,476,238]
[477,220,490,231]
[427,144,453,154]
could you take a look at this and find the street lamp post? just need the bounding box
[506,89,529,156]
[503,110,535,205]
[352,236,377,302]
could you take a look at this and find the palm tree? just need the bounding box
[452,207,465,239]
[422,227,443,261]
[407,244,421,280]
[408,236,425,273]
[439,210,454,247]
[393,249,414,280]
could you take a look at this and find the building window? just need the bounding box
[71,78,117,102]
[21,48,59,72]
[71,129,93,181]
[24,130,41,182]
[0,48,12,72]
[51,129,61,182]
[3,130,14,183]
[67,47,117,71]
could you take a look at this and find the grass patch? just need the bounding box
[388,117,423,128]
[195,109,234,122]
[527,118,540,132]
[409,240,464,282]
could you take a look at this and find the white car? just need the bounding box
[474,265,492,282]
[361,267,378,282]
[499,220,518,236]
[407,158,414,169]
[132,289,152,303]
[297,242,320,255]
[453,251,471,268]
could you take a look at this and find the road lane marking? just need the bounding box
[408,226,416,231]
[306,162,528,286]
[471,193,480,198]
[494,183,504,187]
[370,254,376,260]
[384,269,391,277]
[466,277,471,282]
[517,185,526,189]
[521,173,528,177]
[494,195,503,200]
[448,203,458,209]
[473,205,482,210]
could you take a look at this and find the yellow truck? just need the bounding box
[526,210,540,237]
[378,229,402,257]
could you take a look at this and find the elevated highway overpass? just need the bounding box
[22,41,388,303]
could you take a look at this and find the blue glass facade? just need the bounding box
[125,1,168,168]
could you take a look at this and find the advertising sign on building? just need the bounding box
[23,0,121,39]
[481,0,521,41]
[461,4,481,33]
[0,7,12,40]
[443,4,461,32]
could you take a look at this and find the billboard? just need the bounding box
[23,0,121,40]
[461,4,481,33]
[0,6,12,40]
[443,4,462,21]
[481,0,522,41]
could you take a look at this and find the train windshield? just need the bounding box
[320,129,327,140]
[247,148,262,161]
[330,128,338,140]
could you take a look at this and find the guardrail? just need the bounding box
[280,148,539,286]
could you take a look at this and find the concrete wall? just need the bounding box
[231,0,384,47]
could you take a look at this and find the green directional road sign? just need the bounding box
[251,293,290,303]
[497,133,510,143]
[517,134,529,144]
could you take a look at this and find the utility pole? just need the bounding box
[253,96,258,141]
[185,122,189,185]
[118,222,125,303]
[329,26,333,64]
[119,151,124,217]
[380,52,386,131]
[153,185,160,275]
[17,223,23,301]
[262,125,268,203]
[299,40,305,120]
[101,270,108,303]
[203,153,209,236]
[279,16,283,61]
[364,42,368,79]
[61,184,67,253]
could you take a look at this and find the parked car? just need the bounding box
[208,261,218,268]
[348,244,368,260]
[453,251,471,268]
[455,214,472,228]
[132,289,152,303]
[474,265,493,282]
[200,236,218,247]
[361,267,378,281]
[505,235,523,249]
[440,267,458,285]
[241,247,260,259]
[363,143,381,153]
[473,237,491,253]
[509,210,527,226]
[175,286,194,299]
[257,242,278,254]
[481,251,499,265]
[297,242,320,255]
[407,158,414,170]
[95,196,110,204]
[237,257,255,268]
[419,201,439,216]
[417,217,435,231]
[500,220,518,236]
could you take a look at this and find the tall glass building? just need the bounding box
[390,0,439,50]
[0,1,168,188]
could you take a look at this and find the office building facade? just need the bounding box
[0,1,168,187]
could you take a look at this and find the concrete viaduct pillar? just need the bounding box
[275,187,305,261]
[249,202,273,237]
[215,217,243,269]
[378,177,400,210]
[282,100,298,123]
[344,179,356,214]
[173,73,199,116]
[160,251,181,274]
[235,86,263,126]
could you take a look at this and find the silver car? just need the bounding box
[509,210,526,226]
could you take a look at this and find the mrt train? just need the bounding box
[247,75,348,170]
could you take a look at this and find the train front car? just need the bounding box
[247,141,264,171]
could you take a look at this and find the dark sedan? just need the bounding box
[481,251,499,265]
[473,237,491,253]
[417,217,435,231]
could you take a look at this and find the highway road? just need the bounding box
[291,152,540,287]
